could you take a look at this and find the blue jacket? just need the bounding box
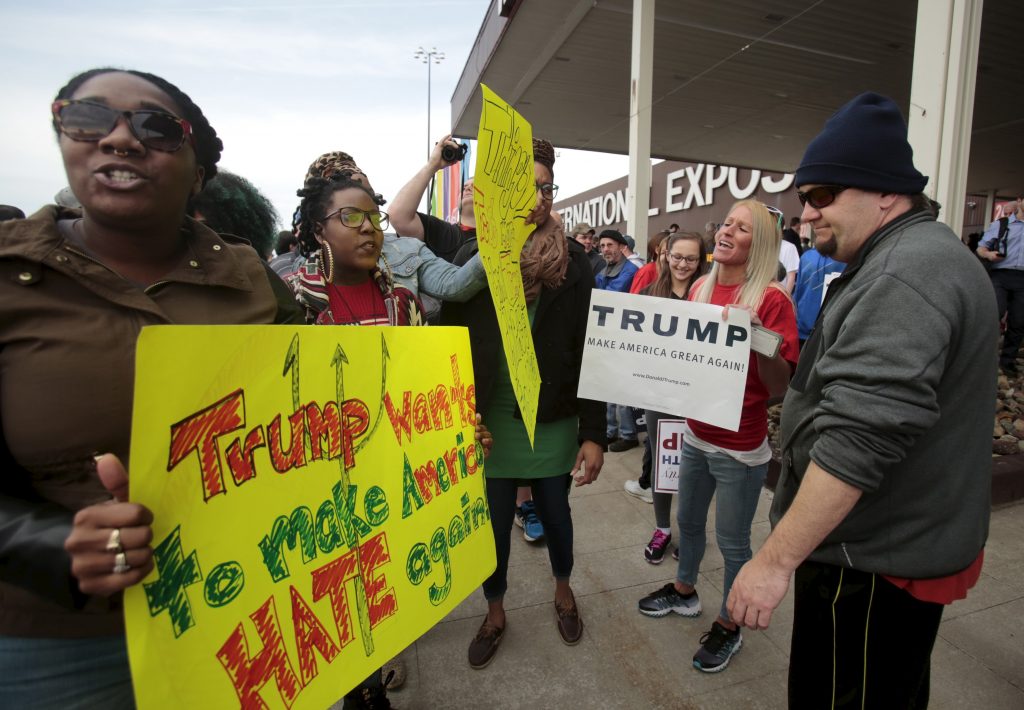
[793,249,845,340]
[595,259,638,292]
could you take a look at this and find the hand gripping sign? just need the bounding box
[124,325,495,709]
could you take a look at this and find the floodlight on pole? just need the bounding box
[414,46,445,160]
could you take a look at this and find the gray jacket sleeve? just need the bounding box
[809,273,949,492]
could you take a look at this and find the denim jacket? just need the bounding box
[382,235,486,320]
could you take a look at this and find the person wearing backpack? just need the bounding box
[978,197,1024,374]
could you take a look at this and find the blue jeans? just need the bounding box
[0,634,135,709]
[606,403,637,440]
[675,442,767,622]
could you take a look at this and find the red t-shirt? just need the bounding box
[325,278,389,325]
[686,281,799,450]
[629,262,658,294]
[883,550,984,604]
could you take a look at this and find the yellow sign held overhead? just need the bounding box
[124,325,494,709]
[473,83,541,446]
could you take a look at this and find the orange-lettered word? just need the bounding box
[384,353,476,446]
[167,389,370,501]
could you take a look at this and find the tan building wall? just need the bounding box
[554,160,803,241]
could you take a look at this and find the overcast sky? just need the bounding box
[1,0,629,227]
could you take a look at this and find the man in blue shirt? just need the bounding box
[978,196,1024,374]
[793,246,845,347]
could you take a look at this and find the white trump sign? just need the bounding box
[578,291,750,432]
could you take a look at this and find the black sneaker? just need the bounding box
[692,621,742,673]
[342,684,391,709]
[637,582,701,617]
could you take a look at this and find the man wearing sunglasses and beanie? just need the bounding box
[728,92,996,709]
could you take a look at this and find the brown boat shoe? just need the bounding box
[555,590,583,645]
[468,618,505,669]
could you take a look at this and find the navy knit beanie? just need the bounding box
[796,92,928,194]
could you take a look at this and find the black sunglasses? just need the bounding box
[52,99,194,152]
[796,185,848,210]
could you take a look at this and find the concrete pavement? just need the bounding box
[385,445,1024,709]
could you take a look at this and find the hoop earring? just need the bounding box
[320,241,335,283]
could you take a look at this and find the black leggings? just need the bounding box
[482,474,574,600]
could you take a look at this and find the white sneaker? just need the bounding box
[624,479,653,503]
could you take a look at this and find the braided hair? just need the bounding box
[533,137,556,175]
[294,173,378,257]
[53,68,223,186]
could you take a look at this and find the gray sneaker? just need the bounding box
[637,583,702,618]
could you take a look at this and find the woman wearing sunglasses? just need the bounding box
[630,232,709,562]
[637,200,797,674]
[0,68,301,706]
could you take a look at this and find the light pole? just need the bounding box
[414,46,445,160]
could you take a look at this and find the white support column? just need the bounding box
[984,189,996,225]
[906,0,984,238]
[626,0,655,258]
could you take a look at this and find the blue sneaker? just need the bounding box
[514,500,545,542]
[693,621,742,673]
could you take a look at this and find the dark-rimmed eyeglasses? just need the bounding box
[536,182,558,199]
[52,99,193,152]
[796,185,849,210]
[668,254,700,264]
[323,207,389,231]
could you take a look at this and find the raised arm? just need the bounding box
[390,135,463,239]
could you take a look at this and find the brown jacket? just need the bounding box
[0,206,301,637]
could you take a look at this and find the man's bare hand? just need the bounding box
[726,552,793,630]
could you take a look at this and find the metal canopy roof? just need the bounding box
[451,0,1023,196]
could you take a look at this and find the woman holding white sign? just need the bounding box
[629,232,709,563]
[637,201,798,674]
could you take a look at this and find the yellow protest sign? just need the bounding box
[473,83,541,446]
[124,325,494,709]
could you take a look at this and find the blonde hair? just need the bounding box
[693,199,782,312]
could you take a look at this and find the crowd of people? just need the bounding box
[0,68,1001,710]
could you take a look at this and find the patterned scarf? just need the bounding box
[520,218,569,304]
[293,260,425,326]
